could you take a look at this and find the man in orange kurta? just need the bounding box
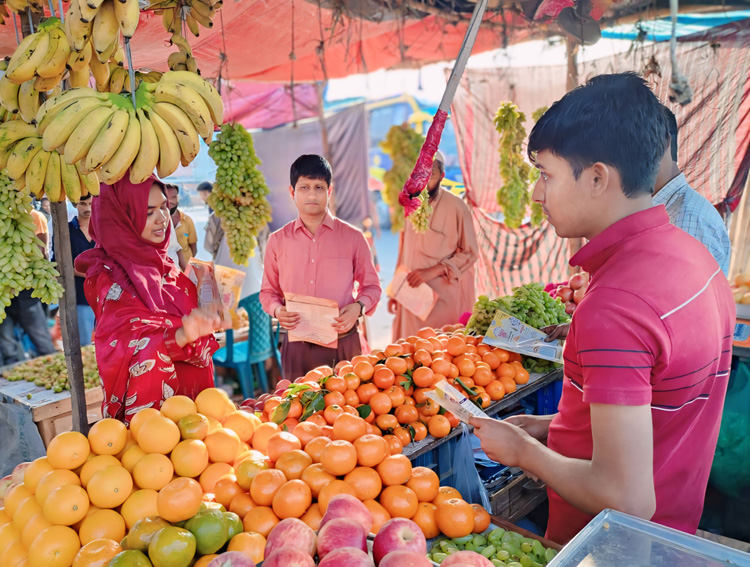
[389,154,479,340]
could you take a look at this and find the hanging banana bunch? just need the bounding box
[4,18,71,91]
[65,0,139,57]
[167,32,200,74]
[3,0,43,15]
[148,0,223,38]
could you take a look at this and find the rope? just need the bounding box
[290,0,297,127]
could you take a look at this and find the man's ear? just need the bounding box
[288,185,295,200]
[589,162,611,199]
[328,182,334,196]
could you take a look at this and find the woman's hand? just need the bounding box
[176,308,221,347]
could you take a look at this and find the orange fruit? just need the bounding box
[320,440,357,476]
[432,486,463,506]
[384,386,406,408]
[205,428,242,464]
[497,363,515,379]
[274,450,312,480]
[406,467,439,502]
[323,391,345,409]
[473,366,494,387]
[412,422,428,442]
[431,358,452,376]
[411,367,434,388]
[156,477,202,523]
[43,485,89,526]
[380,485,418,518]
[2,540,26,567]
[384,344,405,357]
[47,431,90,470]
[446,336,467,356]
[160,396,198,423]
[195,388,235,421]
[120,489,158,530]
[375,413,398,433]
[12,497,42,531]
[385,357,408,376]
[303,436,331,463]
[28,525,80,567]
[88,419,128,457]
[292,422,322,448]
[369,393,393,416]
[353,434,388,468]
[229,493,257,519]
[0,522,20,557]
[78,509,126,545]
[376,454,412,486]
[362,499,391,534]
[393,426,412,448]
[317,480,357,514]
[353,361,375,382]
[72,538,122,567]
[515,368,530,385]
[322,404,345,426]
[476,392,492,409]
[325,375,347,393]
[485,380,506,401]
[428,415,451,438]
[266,431,302,463]
[21,513,52,549]
[227,531,266,564]
[500,376,517,394]
[436,498,475,538]
[194,555,219,567]
[120,446,147,474]
[272,480,312,519]
[177,413,210,441]
[199,462,235,494]
[472,503,491,532]
[383,435,403,455]
[300,504,323,531]
[214,475,243,509]
[412,502,440,538]
[420,399,440,418]
[344,373,361,391]
[456,358,476,377]
[344,467,382,501]
[23,458,54,493]
[137,415,180,455]
[132,453,173,491]
[87,466,132,509]
[372,368,396,390]
[332,413,367,443]
[356,383,378,404]
[251,423,279,454]
[80,455,120,489]
[235,456,269,491]
[300,463,335,498]
[128,408,161,439]
[249,469,287,507]
[241,506,278,538]
[35,471,80,507]
[170,439,209,478]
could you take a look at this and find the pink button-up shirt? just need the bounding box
[260,212,381,318]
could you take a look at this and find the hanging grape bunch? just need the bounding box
[409,188,433,233]
[0,172,64,321]
[380,124,424,232]
[208,123,273,265]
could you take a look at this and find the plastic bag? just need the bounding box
[453,423,491,509]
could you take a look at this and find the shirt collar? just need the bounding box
[293,210,335,234]
[570,206,670,274]
[653,173,687,205]
[71,216,81,230]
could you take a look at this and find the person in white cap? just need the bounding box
[389,151,478,339]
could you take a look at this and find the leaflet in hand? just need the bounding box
[483,309,564,363]
[425,379,489,424]
[284,292,339,348]
[386,266,438,321]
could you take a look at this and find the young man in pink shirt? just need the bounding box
[470,73,734,544]
[260,155,382,380]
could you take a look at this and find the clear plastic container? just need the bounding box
[548,510,750,567]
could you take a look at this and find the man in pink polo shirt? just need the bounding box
[471,73,734,544]
[260,154,381,380]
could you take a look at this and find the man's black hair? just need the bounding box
[79,194,92,201]
[662,105,678,163]
[290,154,332,188]
[197,181,213,193]
[528,72,669,197]
[165,183,179,193]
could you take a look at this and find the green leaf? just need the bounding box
[287,383,313,397]
[319,374,332,386]
[271,400,291,425]
[310,392,326,414]
[408,424,416,441]
[400,378,414,391]
[357,404,372,419]
[300,390,317,405]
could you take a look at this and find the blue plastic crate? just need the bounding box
[521,378,563,415]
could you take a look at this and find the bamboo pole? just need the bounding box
[565,37,584,275]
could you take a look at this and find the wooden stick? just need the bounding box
[51,202,88,434]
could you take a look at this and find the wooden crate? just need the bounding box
[0,375,103,447]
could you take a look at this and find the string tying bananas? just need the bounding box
[380,124,424,232]
[149,0,223,37]
[0,172,64,321]
[207,123,273,265]
[4,18,71,90]
[36,70,222,184]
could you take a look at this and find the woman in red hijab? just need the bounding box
[76,176,220,423]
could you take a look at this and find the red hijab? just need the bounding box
[75,176,186,316]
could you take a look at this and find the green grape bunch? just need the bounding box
[0,172,64,322]
[409,189,433,233]
[380,124,424,233]
[208,123,273,265]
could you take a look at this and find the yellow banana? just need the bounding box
[0,120,39,153]
[26,149,51,197]
[35,87,106,128]
[60,160,82,203]
[76,164,100,195]
[185,10,200,36]
[161,70,223,125]
[129,108,159,184]
[167,51,188,70]
[186,56,199,74]
[17,80,41,124]
[42,97,110,149]
[99,108,140,184]
[151,101,200,165]
[45,151,64,202]
[34,71,66,93]
[188,0,213,21]
[93,0,119,56]
[69,66,92,88]
[5,31,51,84]
[144,106,180,178]
[63,104,116,165]
[84,107,129,172]
[86,0,107,10]
[6,136,43,180]
[162,7,177,33]
[108,65,127,93]
[89,53,111,89]
[0,76,21,114]
[68,43,93,72]
[153,80,212,139]
[114,0,139,38]
[37,26,71,79]
[79,0,100,23]
[170,32,192,55]
[66,0,93,51]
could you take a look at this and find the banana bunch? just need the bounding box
[4,18,71,92]
[167,33,200,74]
[0,3,10,25]
[97,64,162,94]
[0,76,63,124]
[35,70,223,184]
[0,172,64,320]
[149,0,223,37]
[65,0,140,57]
[0,121,100,202]
[3,0,43,14]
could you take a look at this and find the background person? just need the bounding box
[165,184,198,262]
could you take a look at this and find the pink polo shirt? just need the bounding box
[260,212,381,317]
[547,206,734,544]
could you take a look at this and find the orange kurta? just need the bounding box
[392,188,478,341]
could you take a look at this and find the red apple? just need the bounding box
[317,518,368,560]
[276,379,292,390]
[262,547,315,567]
[318,547,375,567]
[372,518,427,565]
[321,494,373,534]
[265,518,316,558]
[207,551,257,567]
[0,475,15,501]
[441,550,495,567]
[378,550,432,567]
[11,462,30,486]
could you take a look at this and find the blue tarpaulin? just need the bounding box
[602,10,750,41]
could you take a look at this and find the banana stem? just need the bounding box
[124,37,137,110]
[58,0,64,22]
